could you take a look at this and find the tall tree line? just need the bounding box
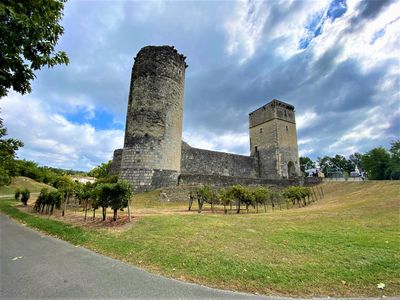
[300,140,400,180]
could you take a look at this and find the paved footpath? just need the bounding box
[0,214,279,299]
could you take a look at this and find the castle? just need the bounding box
[109,46,301,192]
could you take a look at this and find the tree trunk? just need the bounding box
[188,197,193,211]
[84,200,88,221]
[62,191,69,217]
[211,202,214,213]
[41,204,45,213]
[93,208,96,221]
[256,202,259,213]
[237,200,241,214]
[264,202,266,213]
[224,203,227,214]
[198,198,203,213]
[102,207,106,221]
[113,209,118,222]
[127,200,132,222]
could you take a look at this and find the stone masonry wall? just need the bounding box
[178,173,299,187]
[109,148,122,176]
[160,175,301,202]
[119,45,187,191]
[181,142,258,178]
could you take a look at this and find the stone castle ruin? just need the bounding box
[110,46,301,191]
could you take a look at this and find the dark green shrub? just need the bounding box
[14,188,21,201]
[20,188,30,206]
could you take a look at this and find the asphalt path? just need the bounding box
[0,213,282,299]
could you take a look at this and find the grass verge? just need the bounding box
[1,180,399,297]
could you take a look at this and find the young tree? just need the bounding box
[108,180,132,222]
[20,188,30,206]
[54,175,75,216]
[95,183,113,221]
[218,188,234,214]
[48,190,62,214]
[35,188,49,212]
[252,187,269,213]
[14,188,20,201]
[0,0,69,97]
[230,185,254,214]
[196,185,211,213]
[77,183,92,221]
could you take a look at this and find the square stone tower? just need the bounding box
[249,99,300,179]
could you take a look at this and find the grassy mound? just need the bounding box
[0,176,55,195]
[0,180,399,297]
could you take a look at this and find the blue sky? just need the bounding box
[2,0,399,171]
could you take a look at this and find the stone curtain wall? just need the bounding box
[181,142,258,178]
[161,175,301,202]
[178,173,299,187]
[109,149,123,176]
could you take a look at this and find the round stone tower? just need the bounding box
[119,45,187,191]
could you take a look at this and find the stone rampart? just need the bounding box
[109,148,122,176]
[181,142,258,178]
[178,173,300,187]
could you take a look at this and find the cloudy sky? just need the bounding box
[2,0,399,171]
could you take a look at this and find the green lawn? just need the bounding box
[0,180,399,297]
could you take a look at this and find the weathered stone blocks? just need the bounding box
[110,46,301,192]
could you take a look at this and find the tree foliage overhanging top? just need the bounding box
[0,0,69,97]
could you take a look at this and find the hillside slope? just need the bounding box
[0,176,55,195]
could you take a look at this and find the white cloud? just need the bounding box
[296,111,318,130]
[299,148,315,157]
[328,105,397,155]
[183,130,249,155]
[309,0,400,72]
[1,93,124,171]
[224,0,329,62]
[224,1,269,62]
